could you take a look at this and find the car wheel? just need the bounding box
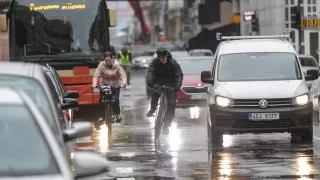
[301,130,313,142]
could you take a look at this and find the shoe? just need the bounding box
[162,126,169,135]
[115,114,122,123]
[146,110,155,117]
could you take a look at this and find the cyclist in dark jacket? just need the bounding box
[146,47,183,134]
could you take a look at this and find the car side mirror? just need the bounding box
[306,69,319,81]
[65,90,79,99]
[201,71,214,84]
[74,151,109,178]
[63,121,92,142]
[61,98,79,110]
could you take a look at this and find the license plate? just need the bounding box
[190,94,206,99]
[248,113,279,120]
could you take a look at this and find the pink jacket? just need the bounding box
[92,60,127,87]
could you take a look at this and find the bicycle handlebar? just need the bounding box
[153,85,175,91]
[92,85,122,89]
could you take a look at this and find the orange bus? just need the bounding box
[0,0,116,120]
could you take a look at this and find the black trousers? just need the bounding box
[150,90,177,127]
[98,88,121,117]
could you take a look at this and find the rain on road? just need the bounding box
[78,69,320,180]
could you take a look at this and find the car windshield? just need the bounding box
[178,58,213,74]
[218,52,302,81]
[0,76,58,135]
[299,57,317,67]
[13,0,105,57]
[0,105,59,176]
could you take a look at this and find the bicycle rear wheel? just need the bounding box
[104,103,112,138]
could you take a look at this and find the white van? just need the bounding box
[201,34,318,144]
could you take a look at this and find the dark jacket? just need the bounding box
[146,52,183,90]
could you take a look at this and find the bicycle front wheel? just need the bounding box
[154,98,164,141]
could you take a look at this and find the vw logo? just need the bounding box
[259,99,268,108]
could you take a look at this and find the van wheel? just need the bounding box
[301,131,313,142]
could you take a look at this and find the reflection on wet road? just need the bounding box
[78,70,320,179]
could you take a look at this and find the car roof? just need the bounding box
[0,61,45,78]
[176,56,214,61]
[219,39,296,55]
[0,88,24,104]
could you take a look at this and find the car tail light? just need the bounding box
[63,110,71,121]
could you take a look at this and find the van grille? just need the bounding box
[234,98,292,108]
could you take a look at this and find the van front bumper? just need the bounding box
[210,103,313,134]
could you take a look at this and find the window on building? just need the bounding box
[308,0,311,4]
[285,7,288,21]
[312,0,316,4]
[308,6,312,12]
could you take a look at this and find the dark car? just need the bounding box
[43,64,80,125]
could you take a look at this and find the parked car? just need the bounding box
[0,62,79,168]
[0,87,109,179]
[297,54,319,89]
[202,34,315,143]
[43,64,79,125]
[188,49,213,56]
[175,56,215,108]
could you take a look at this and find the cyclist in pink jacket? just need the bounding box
[92,51,127,122]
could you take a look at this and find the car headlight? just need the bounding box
[293,94,309,106]
[216,96,233,107]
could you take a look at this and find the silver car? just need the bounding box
[132,56,153,69]
[201,34,317,143]
[0,88,108,179]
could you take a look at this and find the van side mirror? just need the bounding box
[201,71,214,84]
[306,69,319,81]
[65,90,79,99]
[0,14,7,32]
[108,9,116,27]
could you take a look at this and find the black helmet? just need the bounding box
[156,47,168,57]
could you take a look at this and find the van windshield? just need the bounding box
[218,52,302,81]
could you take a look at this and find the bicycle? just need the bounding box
[152,85,175,147]
[92,85,122,139]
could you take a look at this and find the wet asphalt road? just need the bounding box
[77,69,320,180]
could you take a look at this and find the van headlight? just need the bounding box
[293,94,309,106]
[216,96,233,107]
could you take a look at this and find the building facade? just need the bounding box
[286,0,320,61]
